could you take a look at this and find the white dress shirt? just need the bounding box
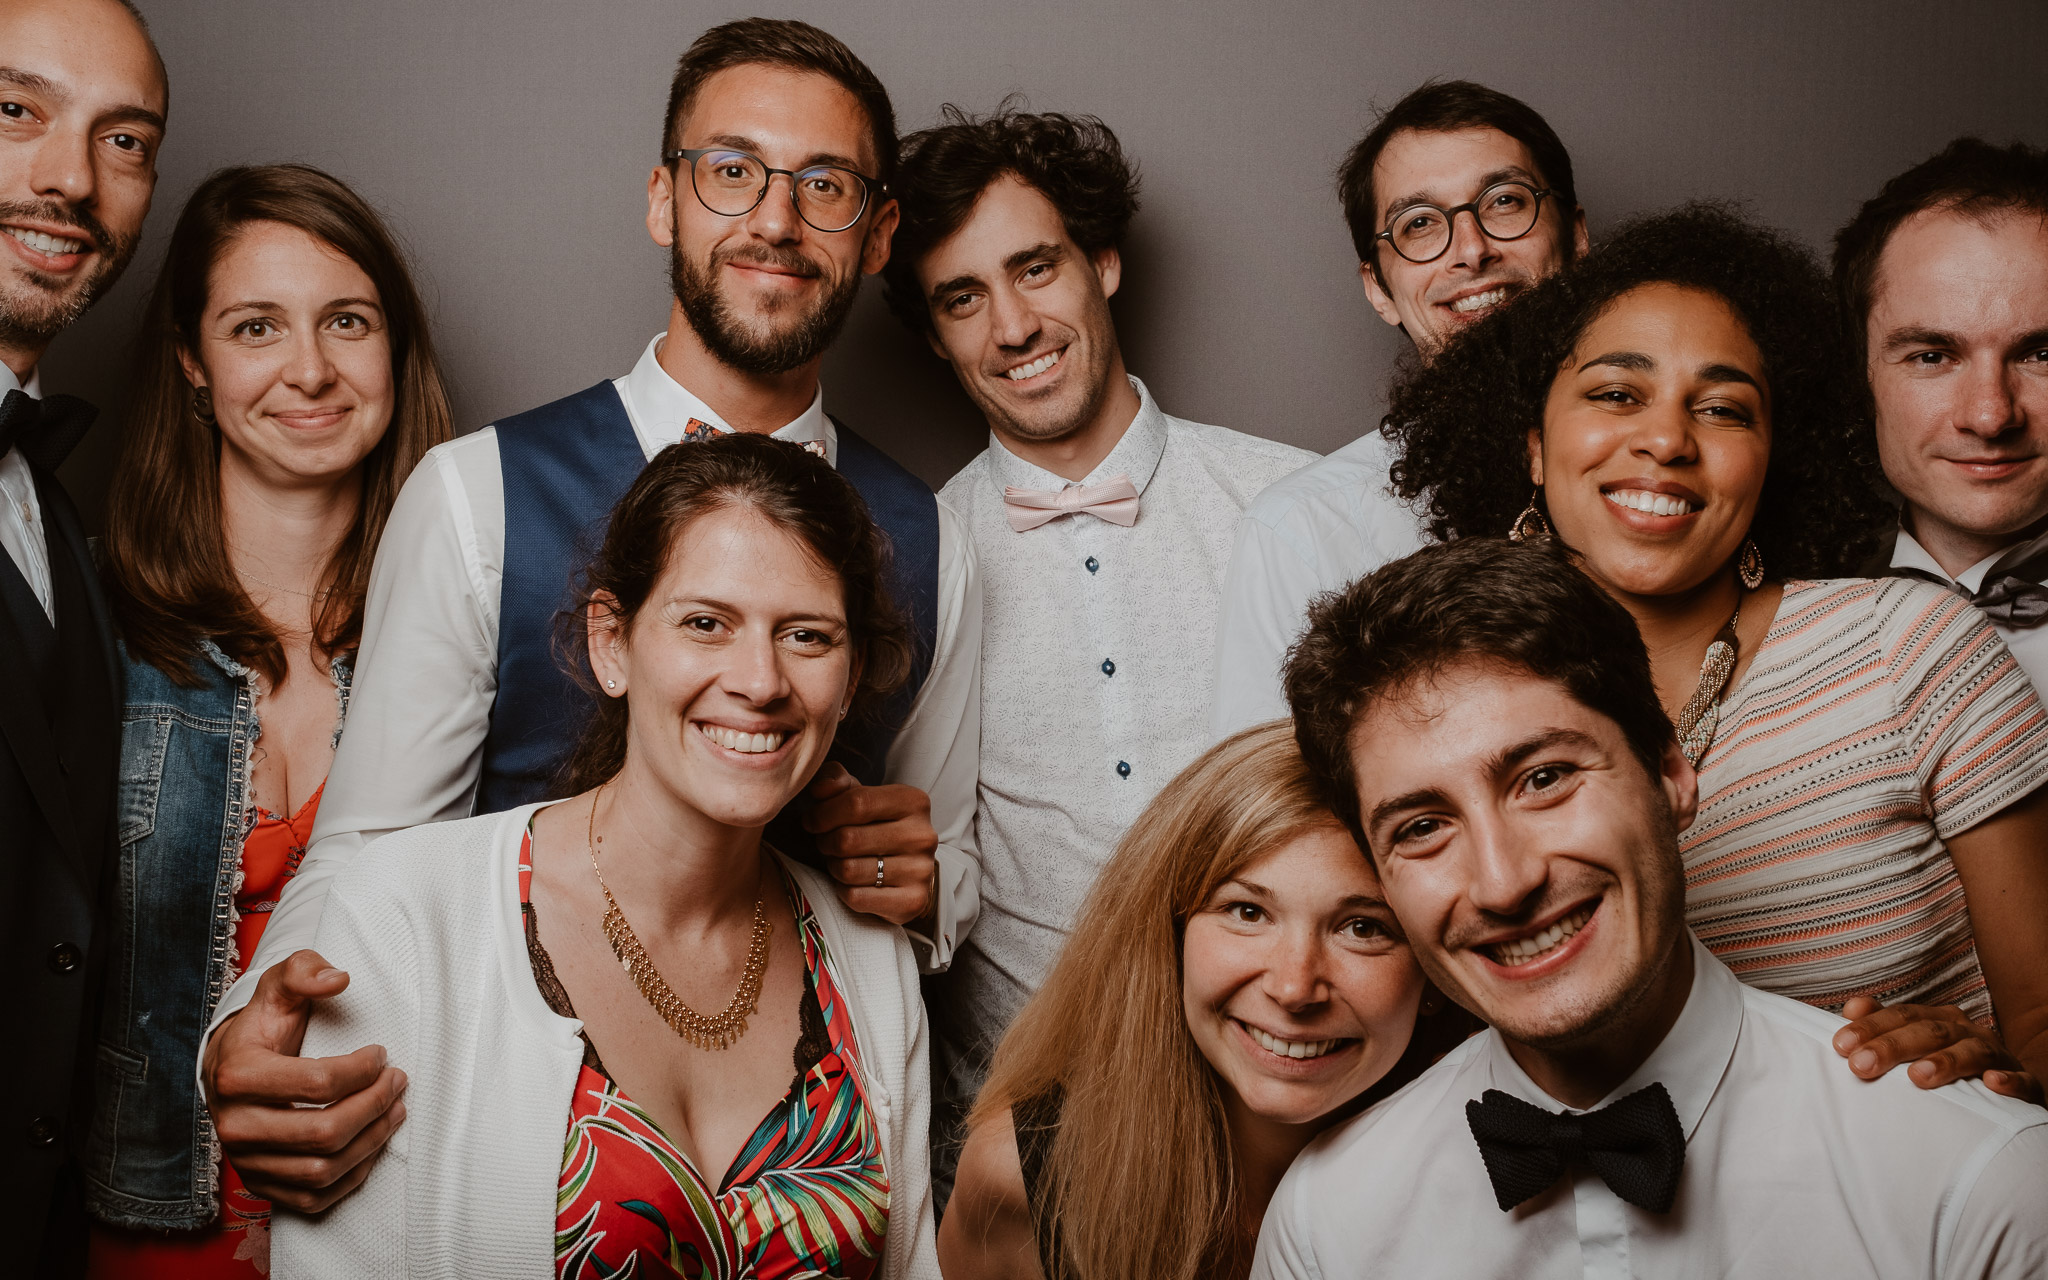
[1891,521,2048,692]
[930,377,1311,1072]
[1209,426,1428,738]
[208,334,984,1041]
[1253,936,2048,1280]
[0,362,53,621]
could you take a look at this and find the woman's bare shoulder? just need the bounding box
[938,1106,1047,1280]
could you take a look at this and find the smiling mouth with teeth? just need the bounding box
[1488,904,1596,967]
[1448,287,1509,315]
[698,724,787,755]
[1003,348,1063,381]
[1604,489,1700,517]
[6,226,88,257]
[1241,1020,1348,1061]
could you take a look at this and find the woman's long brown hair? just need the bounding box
[972,722,1463,1279]
[102,163,453,686]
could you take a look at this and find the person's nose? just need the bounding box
[281,329,339,399]
[987,284,1043,355]
[1954,359,2022,441]
[27,122,96,212]
[1629,398,1698,468]
[1463,809,1551,920]
[741,171,804,245]
[723,627,791,706]
[1260,927,1330,1013]
[1445,206,1501,273]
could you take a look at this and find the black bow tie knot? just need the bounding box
[1466,1082,1686,1213]
[0,387,99,472]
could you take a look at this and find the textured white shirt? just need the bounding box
[1253,936,2048,1280]
[1209,426,1429,738]
[0,362,52,621]
[931,377,1311,1067]
[210,334,984,1041]
[1890,520,2048,692]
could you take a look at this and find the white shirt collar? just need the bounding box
[985,374,1169,497]
[614,332,834,466]
[0,362,42,400]
[1482,934,1742,1142]
[1890,517,2048,595]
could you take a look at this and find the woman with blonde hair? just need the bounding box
[940,722,1468,1280]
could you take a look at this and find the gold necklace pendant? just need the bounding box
[1674,602,1741,768]
[586,787,773,1051]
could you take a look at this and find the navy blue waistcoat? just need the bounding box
[476,380,939,822]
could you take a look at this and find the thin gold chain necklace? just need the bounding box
[585,786,773,1050]
[1674,598,1742,768]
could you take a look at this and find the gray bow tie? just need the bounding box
[1898,547,2048,629]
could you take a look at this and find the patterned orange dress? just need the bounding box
[85,783,324,1279]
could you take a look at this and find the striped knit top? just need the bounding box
[1683,577,2048,1026]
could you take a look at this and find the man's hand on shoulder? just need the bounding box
[202,948,408,1212]
[806,763,940,932]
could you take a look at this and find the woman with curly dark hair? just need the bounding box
[1381,202,2048,1100]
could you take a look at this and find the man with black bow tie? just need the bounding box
[1836,139,2048,691]
[1256,539,2048,1280]
[0,0,166,1274]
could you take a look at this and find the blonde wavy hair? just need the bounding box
[971,722,1422,1278]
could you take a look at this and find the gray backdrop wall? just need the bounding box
[49,0,2048,526]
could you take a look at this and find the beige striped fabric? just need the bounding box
[1683,577,2048,1027]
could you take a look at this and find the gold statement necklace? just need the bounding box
[1673,600,1741,768]
[586,787,772,1050]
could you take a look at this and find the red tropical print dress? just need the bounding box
[86,783,324,1279]
[519,832,889,1280]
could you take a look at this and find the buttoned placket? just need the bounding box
[1056,511,1144,804]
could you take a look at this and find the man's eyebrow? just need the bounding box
[695,134,865,173]
[1488,727,1603,777]
[0,66,163,135]
[2013,328,2048,354]
[1003,241,1065,272]
[1577,350,1655,374]
[1881,325,1959,352]
[0,67,61,97]
[926,271,983,304]
[1380,166,1539,223]
[1368,785,1449,831]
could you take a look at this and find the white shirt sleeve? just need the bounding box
[1248,1154,1323,1280]
[887,497,982,973]
[1940,1122,2048,1280]
[1209,507,1321,741]
[207,437,502,1036]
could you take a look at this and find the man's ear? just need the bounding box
[1656,738,1700,833]
[646,165,678,249]
[862,197,900,275]
[1570,206,1590,261]
[1092,245,1123,301]
[1359,258,1404,330]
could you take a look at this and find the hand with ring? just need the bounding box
[805,762,940,930]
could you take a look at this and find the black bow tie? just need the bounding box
[0,387,99,472]
[1465,1082,1685,1213]
[1896,547,2048,630]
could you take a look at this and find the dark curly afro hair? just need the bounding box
[882,103,1141,334]
[1385,201,1889,580]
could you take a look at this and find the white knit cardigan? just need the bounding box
[273,803,939,1279]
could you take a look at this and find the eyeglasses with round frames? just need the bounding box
[1375,181,1553,265]
[663,146,884,234]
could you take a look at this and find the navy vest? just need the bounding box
[476,380,940,824]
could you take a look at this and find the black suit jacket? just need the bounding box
[0,463,121,1264]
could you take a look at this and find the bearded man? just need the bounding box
[195,17,982,1215]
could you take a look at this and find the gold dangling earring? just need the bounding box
[1738,538,1764,590]
[192,386,217,427]
[1508,488,1551,543]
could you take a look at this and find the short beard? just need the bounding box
[0,199,137,348]
[669,237,861,377]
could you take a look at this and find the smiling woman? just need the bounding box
[84,163,452,1274]
[940,722,1471,1280]
[1384,204,2048,1099]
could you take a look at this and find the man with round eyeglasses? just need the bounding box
[194,16,983,1216]
[1209,80,1588,739]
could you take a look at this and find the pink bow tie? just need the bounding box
[1003,475,1140,532]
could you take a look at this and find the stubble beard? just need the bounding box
[0,199,137,350]
[669,236,862,377]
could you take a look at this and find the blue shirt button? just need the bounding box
[1084,556,1099,574]
[1115,760,1131,778]
[1100,658,1115,677]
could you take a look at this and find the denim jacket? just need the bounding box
[83,639,350,1230]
